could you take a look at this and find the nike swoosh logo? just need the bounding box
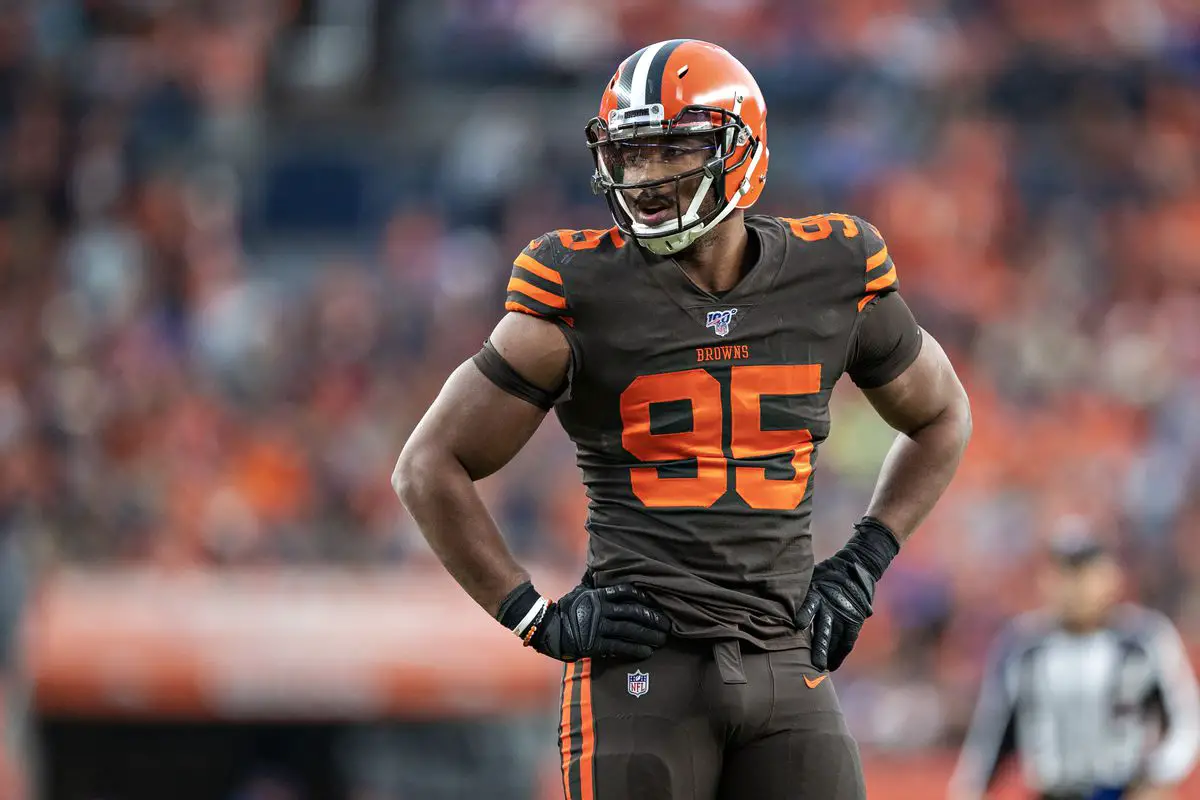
[804,674,828,689]
[528,238,543,250]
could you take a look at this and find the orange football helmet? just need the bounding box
[586,39,769,255]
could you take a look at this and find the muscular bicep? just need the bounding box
[862,331,969,435]
[405,362,547,481]
[490,310,572,392]
[401,312,571,482]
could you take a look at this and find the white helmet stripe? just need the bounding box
[629,41,669,107]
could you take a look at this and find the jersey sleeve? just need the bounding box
[845,292,922,388]
[843,218,920,387]
[855,217,899,311]
[504,234,574,327]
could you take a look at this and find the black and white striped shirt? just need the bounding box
[951,605,1200,798]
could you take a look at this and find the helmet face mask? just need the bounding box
[587,105,757,255]
[587,40,770,256]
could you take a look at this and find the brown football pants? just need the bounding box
[557,637,866,800]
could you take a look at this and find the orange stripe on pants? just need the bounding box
[578,659,595,800]
[560,661,577,800]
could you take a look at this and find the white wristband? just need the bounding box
[514,595,549,638]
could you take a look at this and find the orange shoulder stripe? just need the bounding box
[505,300,545,318]
[507,277,567,309]
[857,293,878,312]
[865,265,897,293]
[866,245,890,271]
[505,300,574,327]
[514,252,563,285]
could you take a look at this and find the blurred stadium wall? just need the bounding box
[1,0,1198,798]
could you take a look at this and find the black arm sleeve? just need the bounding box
[472,340,566,411]
[845,292,923,389]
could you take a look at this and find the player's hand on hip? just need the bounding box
[797,517,899,672]
[796,555,876,672]
[529,583,671,662]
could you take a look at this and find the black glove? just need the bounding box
[797,517,900,672]
[496,581,671,662]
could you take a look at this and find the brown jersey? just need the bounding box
[504,214,917,649]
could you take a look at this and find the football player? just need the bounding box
[395,39,971,799]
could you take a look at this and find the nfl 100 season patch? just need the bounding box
[704,308,737,337]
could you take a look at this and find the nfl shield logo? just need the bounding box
[626,670,650,698]
[705,308,737,337]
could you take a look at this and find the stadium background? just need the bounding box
[0,0,1197,798]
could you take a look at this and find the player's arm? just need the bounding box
[848,220,971,539]
[799,221,970,672]
[1136,615,1200,795]
[799,297,969,670]
[393,311,568,617]
[393,242,670,663]
[860,324,971,538]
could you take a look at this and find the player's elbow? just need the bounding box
[915,378,972,457]
[391,451,414,510]
[392,436,436,512]
[948,382,973,452]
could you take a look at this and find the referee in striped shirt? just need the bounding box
[949,527,1200,800]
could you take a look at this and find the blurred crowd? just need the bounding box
[2,0,1200,763]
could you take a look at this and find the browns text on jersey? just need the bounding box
[695,344,750,362]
